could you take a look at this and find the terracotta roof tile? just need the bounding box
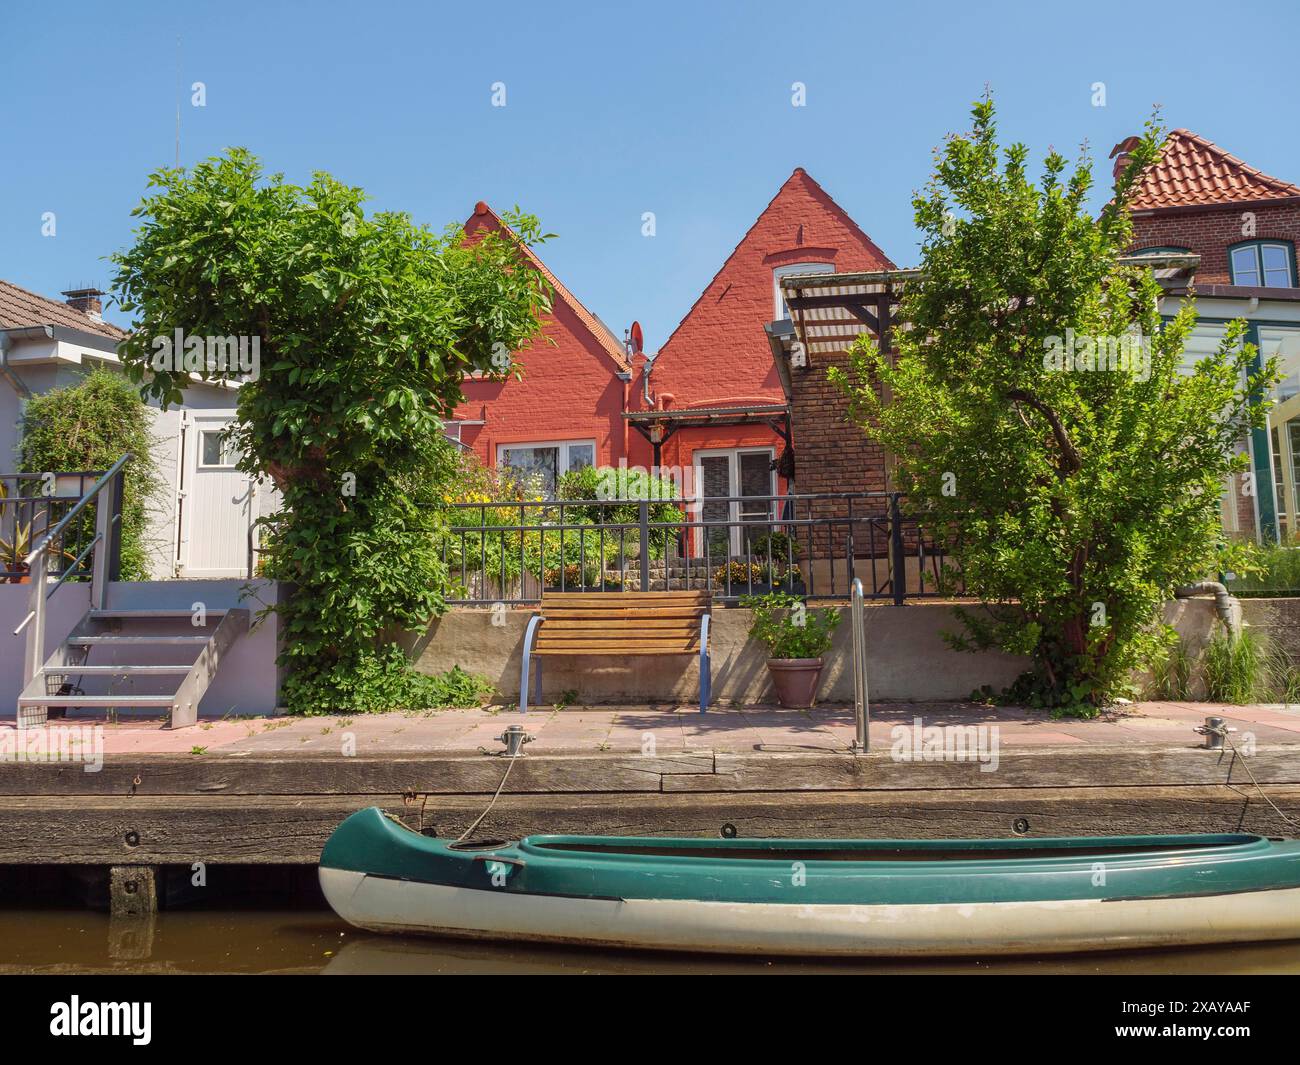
[0,279,126,340]
[1120,129,1300,211]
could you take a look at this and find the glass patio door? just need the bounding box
[1270,394,1300,542]
[695,449,774,559]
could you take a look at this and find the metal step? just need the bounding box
[89,608,230,619]
[68,635,210,645]
[44,665,194,675]
[20,607,250,729]
[16,693,176,708]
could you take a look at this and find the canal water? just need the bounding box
[2,910,1298,974]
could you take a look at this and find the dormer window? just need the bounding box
[774,263,834,320]
[1230,241,1295,288]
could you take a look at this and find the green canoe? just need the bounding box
[319,808,1300,956]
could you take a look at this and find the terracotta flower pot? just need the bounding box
[766,657,825,709]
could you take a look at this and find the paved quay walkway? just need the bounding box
[5,700,1298,756]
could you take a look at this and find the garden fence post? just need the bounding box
[890,492,906,607]
[639,499,650,593]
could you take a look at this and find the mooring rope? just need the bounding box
[1217,727,1300,831]
[454,751,522,843]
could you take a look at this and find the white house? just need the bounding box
[0,279,277,579]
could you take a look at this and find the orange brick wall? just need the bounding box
[1130,202,1300,284]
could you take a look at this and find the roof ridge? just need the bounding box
[466,203,629,370]
[1169,129,1300,194]
[0,278,126,339]
[1124,129,1300,211]
[655,168,895,360]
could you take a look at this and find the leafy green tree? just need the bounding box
[19,368,160,581]
[111,149,550,713]
[832,99,1276,715]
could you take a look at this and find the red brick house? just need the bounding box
[1112,129,1300,541]
[625,169,893,546]
[453,172,895,533]
[770,128,1300,554]
[448,202,634,494]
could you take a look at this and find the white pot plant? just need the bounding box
[742,592,842,708]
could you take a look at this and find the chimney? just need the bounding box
[61,287,105,323]
[1109,136,1142,184]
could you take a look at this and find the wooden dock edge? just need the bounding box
[0,743,1297,796]
[2,785,1298,864]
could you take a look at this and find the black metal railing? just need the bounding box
[434,491,960,605]
[0,469,123,584]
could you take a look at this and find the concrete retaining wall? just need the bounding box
[412,596,1296,707]
[409,602,1031,704]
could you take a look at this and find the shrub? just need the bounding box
[1201,624,1300,704]
[741,591,841,659]
[19,368,161,581]
[713,560,789,589]
[111,150,549,714]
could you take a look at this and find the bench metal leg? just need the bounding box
[699,614,711,713]
[519,613,544,715]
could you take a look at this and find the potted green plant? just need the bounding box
[741,591,841,708]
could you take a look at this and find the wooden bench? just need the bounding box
[519,591,712,713]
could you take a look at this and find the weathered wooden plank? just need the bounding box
[542,608,707,619]
[663,745,1300,791]
[543,620,700,632]
[1,785,1294,864]
[2,744,1296,798]
[545,592,708,601]
[0,751,719,796]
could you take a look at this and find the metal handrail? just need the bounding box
[23,452,132,567]
[850,577,869,753]
[17,453,131,699]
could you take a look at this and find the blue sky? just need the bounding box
[3,0,1297,348]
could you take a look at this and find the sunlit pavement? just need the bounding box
[2,700,1297,756]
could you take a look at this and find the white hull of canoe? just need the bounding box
[319,868,1300,956]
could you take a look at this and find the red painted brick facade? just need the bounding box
[451,206,633,470]
[631,168,894,485]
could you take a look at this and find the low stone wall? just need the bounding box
[410,595,1297,707]
[409,602,1030,705]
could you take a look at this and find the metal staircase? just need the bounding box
[17,606,249,729]
[13,453,250,730]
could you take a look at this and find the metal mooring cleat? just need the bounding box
[1194,715,1237,751]
[495,724,534,757]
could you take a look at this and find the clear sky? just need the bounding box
[3,0,1297,348]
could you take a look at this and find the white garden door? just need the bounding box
[177,413,256,578]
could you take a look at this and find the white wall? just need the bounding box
[0,579,284,719]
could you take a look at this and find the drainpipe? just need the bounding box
[0,330,33,399]
[1174,581,1241,637]
[641,354,655,408]
[616,370,631,461]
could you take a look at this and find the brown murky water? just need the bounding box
[1,911,1299,974]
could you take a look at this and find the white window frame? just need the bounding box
[693,446,776,557]
[773,262,834,320]
[496,439,596,492]
[197,427,240,469]
[1231,242,1294,288]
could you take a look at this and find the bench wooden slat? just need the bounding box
[536,634,699,645]
[535,643,698,655]
[542,610,707,622]
[544,591,707,601]
[542,622,701,635]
